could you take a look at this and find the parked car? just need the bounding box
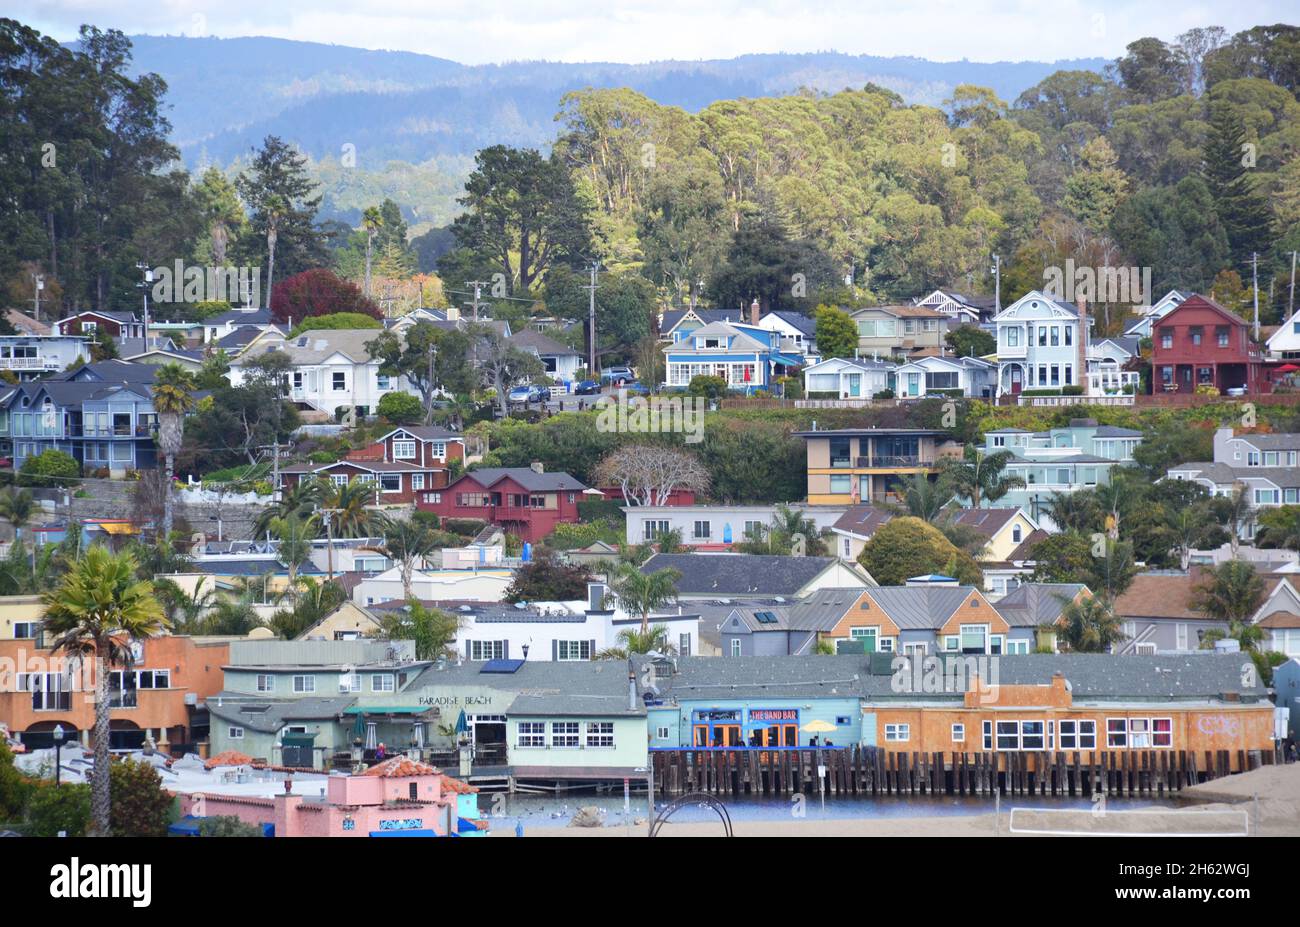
[600,366,635,384]
[574,379,601,395]
[507,385,549,404]
[617,381,652,396]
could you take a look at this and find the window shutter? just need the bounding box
[589,639,596,660]
[502,640,509,659]
[552,640,558,661]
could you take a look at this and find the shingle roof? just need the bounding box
[859,585,975,629]
[764,310,816,336]
[508,329,580,357]
[206,695,358,733]
[460,467,588,492]
[831,504,895,537]
[1113,572,1207,620]
[640,553,847,597]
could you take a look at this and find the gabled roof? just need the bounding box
[1113,572,1209,621]
[831,505,894,538]
[858,585,979,630]
[659,308,740,335]
[209,307,276,325]
[803,356,895,372]
[459,467,588,492]
[761,310,816,336]
[509,329,581,358]
[58,309,137,324]
[236,328,385,365]
[1154,294,1247,329]
[995,583,1087,627]
[375,425,463,443]
[4,310,49,335]
[667,321,770,354]
[640,553,852,597]
[215,324,284,350]
[206,695,358,733]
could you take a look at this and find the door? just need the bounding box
[907,373,920,396]
[1010,367,1022,394]
[846,373,861,398]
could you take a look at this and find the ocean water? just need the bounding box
[475,790,1170,831]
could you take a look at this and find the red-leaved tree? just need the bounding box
[269,268,382,324]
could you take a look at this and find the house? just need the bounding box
[658,307,742,343]
[122,345,205,372]
[416,464,591,542]
[0,632,229,752]
[1123,289,1191,339]
[204,306,282,344]
[795,426,961,505]
[1151,294,1267,394]
[1266,307,1300,360]
[982,419,1142,526]
[1250,577,1300,659]
[212,324,284,358]
[913,289,994,326]
[54,310,144,341]
[352,568,514,606]
[4,310,50,336]
[623,503,848,549]
[1111,571,1228,654]
[0,333,91,381]
[893,354,995,399]
[296,600,385,641]
[230,328,407,419]
[508,329,582,385]
[1166,427,1300,540]
[801,356,895,399]
[828,504,1037,564]
[755,310,819,360]
[279,426,465,506]
[662,319,801,393]
[637,552,873,600]
[993,290,1085,398]
[850,305,949,359]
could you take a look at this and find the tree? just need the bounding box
[857,517,982,586]
[18,449,79,488]
[192,166,246,266]
[1041,490,1100,535]
[270,268,381,325]
[236,136,330,296]
[367,321,475,423]
[942,445,1025,508]
[372,600,462,661]
[1167,502,1225,570]
[814,306,857,359]
[376,391,425,425]
[1054,594,1128,653]
[1062,137,1129,233]
[0,487,35,542]
[596,272,657,353]
[1028,532,1095,583]
[596,625,676,660]
[504,550,595,603]
[945,325,995,358]
[322,480,379,539]
[1191,560,1266,628]
[1257,505,1300,552]
[198,815,266,837]
[108,758,172,838]
[362,206,382,298]
[41,547,168,836]
[1211,483,1253,556]
[892,472,955,522]
[1202,100,1272,265]
[445,145,591,296]
[381,518,440,600]
[152,362,195,539]
[475,323,546,418]
[273,515,317,601]
[253,477,323,540]
[593,445,710,506]
[292,312,384,334]
[0,740,32,825]
[611,563,681,634]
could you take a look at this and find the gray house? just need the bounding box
[1112,572,1229,654]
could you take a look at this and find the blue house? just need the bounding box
[662,320,801,394]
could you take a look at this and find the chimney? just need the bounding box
[750,298,761,325]
[529,460,544,475]
[587,581,608,612]
[446,306,460,322]
[1075,294,1088,392]
[628,668,638,711]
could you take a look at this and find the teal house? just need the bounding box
[663,320,801,394]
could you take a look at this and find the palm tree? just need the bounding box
[263,195,287,309]
[372,600,463,660]
[1040,489,1098,534]
[1053,594,1128,653]
[1256,504,1300,553]
[1191,560,1266,630]
[362,206,383,298]
[595,625,676,660]
[273,515,318,603]
[41,547,167,836]
[323,480,379,539]
[0,487,35,542]
[892,472,954,522]
[1094,476,1137,541]
[942,446,1024,509]
[151,363,196,540]
[253,477,323,539]
[611,563,681,634]
[1214,483,1253,556]
[153,576,216,633]
[1167,502,1220,571]
[380,517,439,600]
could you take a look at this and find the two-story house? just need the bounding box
[54,310,145,341]
[657,308,741,343]
[796,426,961,505]
[279,425,466,506]
[851,305,949,359]
[1151,295,1267,395]
[755,310,820,362]
[993,290,1083,397]
[984,418,1143,527]
[417,463,591,542]
[913,289,996,326]
[230,328,407,419]
[662,320,800,392]
[0,333,91,381]
[1122,289,1191,340]
[1166,427,1300,541]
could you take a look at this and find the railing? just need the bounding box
[0,357,58,370]
[854,455,927,468]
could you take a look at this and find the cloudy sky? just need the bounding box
[12,1,1293,64]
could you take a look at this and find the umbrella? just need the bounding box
[412,721,425,749]
[455,709,469,735]
[365,721,378,751]
[801,719,836,734]
[1277,364,1300,373]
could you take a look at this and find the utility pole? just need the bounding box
[1289,250,1297,318]
[582,261,600,375]
[1251,252,1260,341]
[136,262,153,349]
[32,273,44,323]
[991,254,1001,313]
[464,280,487,322]
[319,508,336,581]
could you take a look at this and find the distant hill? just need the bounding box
[120,36,1109,166]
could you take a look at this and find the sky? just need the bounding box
[12,1,1294,64]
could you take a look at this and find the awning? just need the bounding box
[343,706,436,716]
[772,353,803,367]
[369,829,438,838]
[94,522,139,536]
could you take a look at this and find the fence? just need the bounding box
[648,746,1285,799]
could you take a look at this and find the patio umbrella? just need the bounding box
[365,721,378,751]
[801,719,837,734]
[412,720,425,749]
[1277,364,1300,373]
[454,709,469,735]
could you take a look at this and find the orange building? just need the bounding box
[0,634,230,753]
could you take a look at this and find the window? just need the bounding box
[377,374,391,390]
[951,723,965,743]
[1190,326,1203,346]
[1058,720,1097,750]
[371,674,395,692]
[392,440,416,459]
[380,474,402,492]
[412,474,424,491]
[1038,326,1048,346]
[292,675,315,693]
[1006,327,1020,347]
[518,722,545,748]
[884,723,910,742]
[586,721,615,748]
[1050,327,1059,346]
[423,492,441,504]
[339,674,361,693]
[1064,327,1073,346]
[829,474,852,494]
[468,640,506,661]
[643,519,670,541]
[1106,718,1128,747]
[551,721,580,747]
[1216,326,1229,347]
[656,726,671,740]
[430,442,446,459]
[1011,525,1022,543]
[228,726,245,740]
[12,621,37,639]
[1160,331,1173,349]
[730,639,742,656]
[1005,640,1029,655]
[331,474,349,488]
[256,674,275,693]
[959,624,988,653]
[332,371,346,391]
[557,640,592,661]
[693,520,711,539]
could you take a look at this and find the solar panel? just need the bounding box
[754,611,778,624]
[480,659,526,674]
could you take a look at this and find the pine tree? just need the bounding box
[1202,102,1272,266]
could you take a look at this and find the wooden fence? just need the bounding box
[648,747,1284,799]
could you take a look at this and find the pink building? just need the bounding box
[179,757,486,837]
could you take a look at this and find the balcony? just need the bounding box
[854,455,928,469]
[0,356,59,370]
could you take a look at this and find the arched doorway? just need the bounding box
[21,721,82,751]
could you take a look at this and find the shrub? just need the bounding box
[873,388,895,399]
[25,781,91,837]
[197,815,266,837]
[1195,383,1220,396]
[807,391,839,400]
[109,758,173,838]
[686,375,728,399]
[290,312,384,335]
[1061,385,1085,396]
[308,450,338,465]
[252,481,273,496]
[377,391,425,425]
[18,449,80,488]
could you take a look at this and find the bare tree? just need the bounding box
[594,444,710,507]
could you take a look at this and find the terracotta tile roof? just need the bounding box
[1256,610,1300,629]
[204,750,254,769]
[441,776,480,794]
[361,757,440,778]
[1113,572,1209,620]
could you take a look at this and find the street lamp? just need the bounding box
[52,724,65,786]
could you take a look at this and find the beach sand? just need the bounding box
[494,763,1300,837]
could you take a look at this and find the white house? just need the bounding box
[229,328,408,419]
[1122,289,1190,339]
[893,355,994,399]
[1166,427,1300,541]
[624,503,850,547]
[756,310,819,361]
[509,329,583,385]
[1252,578,1300,658]
[993,290,1085,397]
[204,306,282,344]
[353,567,514,606]
[913,289,993,326]
[0,334,92,381]
[802,356,894,398]
[1266,309,1300,360]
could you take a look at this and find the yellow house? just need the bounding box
[296,601,384,641]
[0,595,45,641]
[829,505,1038,563]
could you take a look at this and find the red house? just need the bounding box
[279,426,464,505]
[1151,295,1268,395]
[416,464,590,542]
[54,310,144,340]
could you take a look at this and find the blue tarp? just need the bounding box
[369,829,438,837]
